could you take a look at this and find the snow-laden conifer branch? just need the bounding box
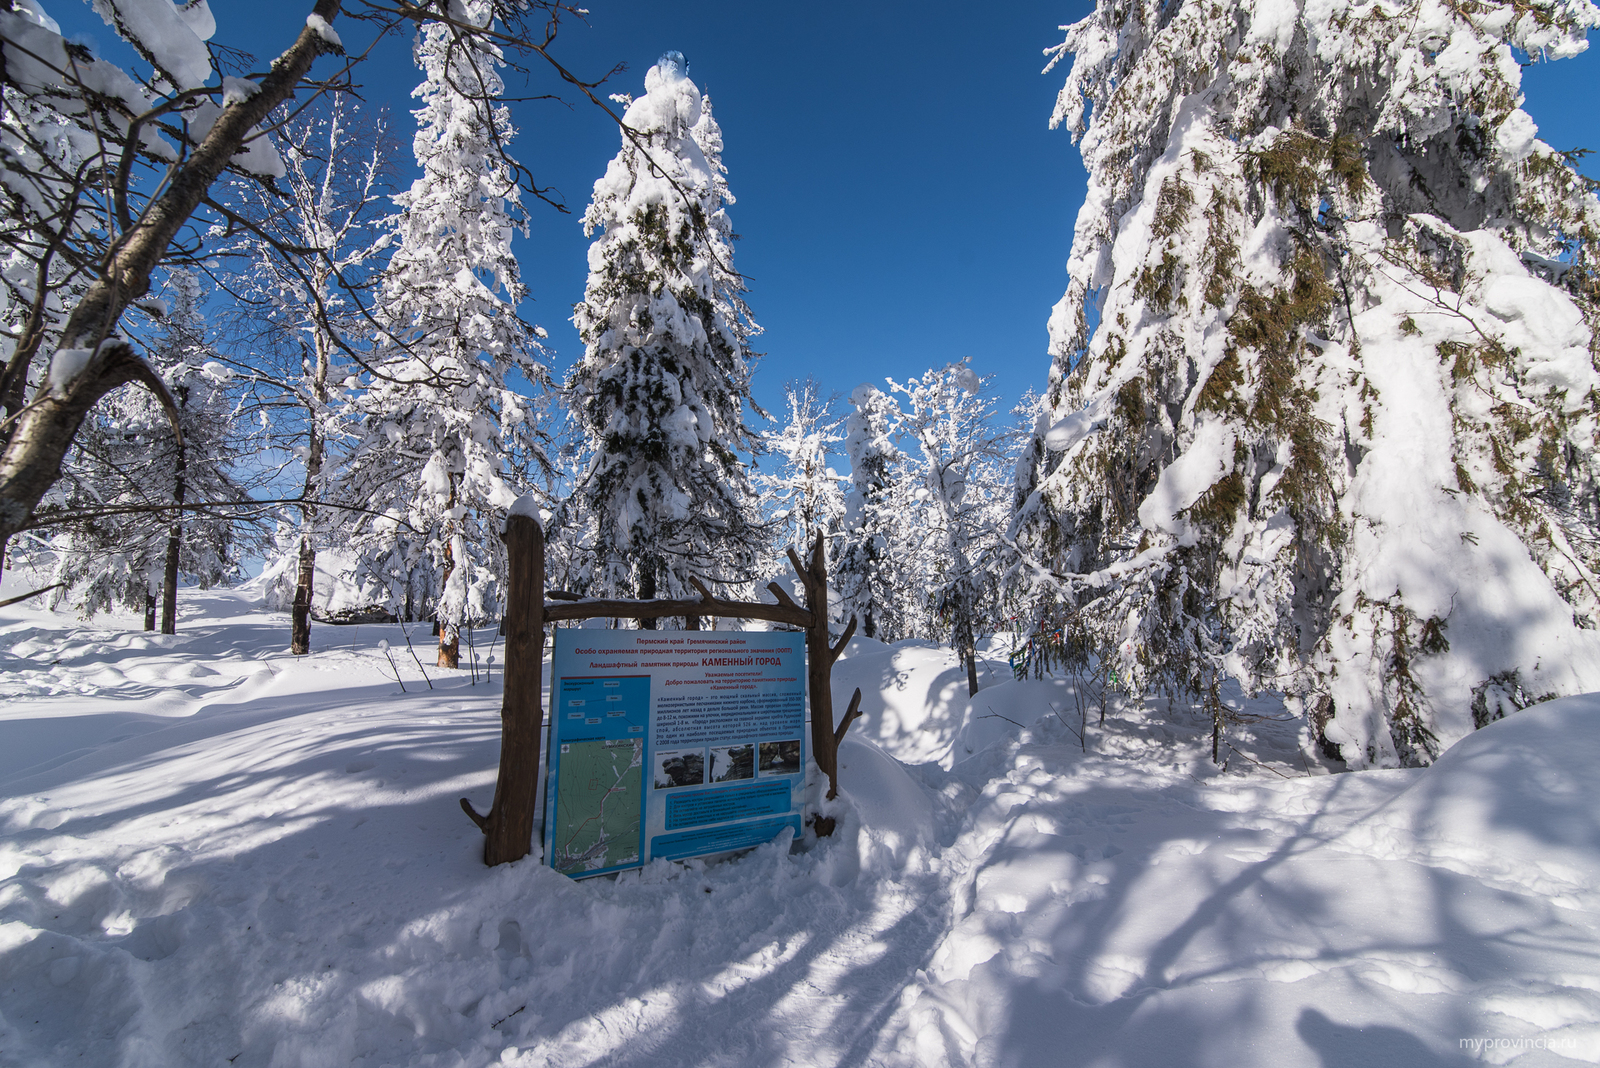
[24,495,421,533]
[1013,0,1600,767]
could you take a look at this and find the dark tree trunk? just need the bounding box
[290,346,326,657]
[291,533,315,654]
[159,537,178,634]
[160,429,186,635]
[638,564,657,630]
[143,587,156,631]
[956,603,979,697]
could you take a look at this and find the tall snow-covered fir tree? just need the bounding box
[568,53,766,609]
[1012,0,1600,766]
[333,0,547,666]
[835,382,910,642]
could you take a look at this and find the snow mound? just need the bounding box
[832,638,1008,765]
[1337,694,1600,903]
[7,581,1600,1066]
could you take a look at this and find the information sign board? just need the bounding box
[543,629,807,878]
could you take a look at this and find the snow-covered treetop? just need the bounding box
[573,49,758,431]
[1046,0,1600,369]
[583,55,714,253]
[390,0,529,316]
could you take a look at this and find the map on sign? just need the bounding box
[545,632,807,878]
[550,737,643,874]
[546,674,650,877]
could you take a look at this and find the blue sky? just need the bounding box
[51,1,1600,425]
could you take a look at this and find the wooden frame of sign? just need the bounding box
[460,515,862,866]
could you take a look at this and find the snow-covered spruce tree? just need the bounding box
[45,271,248,629]
[1012,0,1600,766]
[892,362,1013,694]
[569,54,766,614]
[835,382,910,642]
[759,378,846,563]
[334,0,548,667]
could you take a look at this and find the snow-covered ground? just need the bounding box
[3,577,1598,1067]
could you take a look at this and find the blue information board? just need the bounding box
[543,630,807,878]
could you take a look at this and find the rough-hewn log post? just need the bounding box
[461,512,545,865]
[789,534,861,833]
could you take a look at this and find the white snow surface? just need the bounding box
[305,12,341,49]
[5,577,1600,1066]
[92,0,214,89]
[45,347,93,395]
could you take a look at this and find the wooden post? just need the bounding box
[461,512,545,865]
[789,534,861,834]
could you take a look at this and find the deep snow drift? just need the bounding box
[2,577,1599,1067]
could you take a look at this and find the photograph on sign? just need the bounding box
[543,629,807,878]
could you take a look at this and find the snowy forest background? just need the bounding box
[3,0,1600,773]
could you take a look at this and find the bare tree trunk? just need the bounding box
[160,536,179,634]
[291,340,329,656]
[160,429,186,635]
[956,601,979,697]
[437,478,460,668]
[143,586,156,631]
[437,607,460,667]
[638,563,657,630]
[438,626,460,668]
[291,533,316,653]
[790,534,862,828]
[0,2,344,563]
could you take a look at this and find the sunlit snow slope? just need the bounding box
[2,577,1598,1067]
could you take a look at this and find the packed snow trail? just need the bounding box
[2,582,1599,1066]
